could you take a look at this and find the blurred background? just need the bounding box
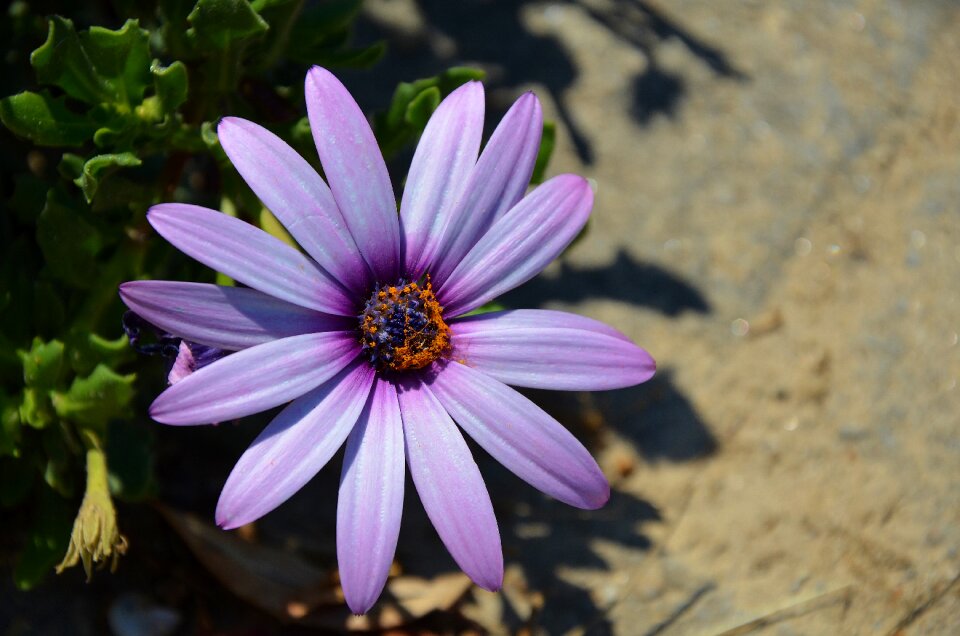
[2,0,959,634]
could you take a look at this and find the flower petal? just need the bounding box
[397,379,502,591]
[450,309,655,390]
[149,331,359,425]
[148,203,354,315]
[438,175,593,317]
[216,361,375,529]
[430,92,543,286]
[429,361,610,509]
[337,378,404,614]
[119,280,351,351]
[218,117,372,293]
[305,66,400,282]
[401,81,484,278]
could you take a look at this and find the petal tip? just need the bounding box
[345,596,375,616]
[305,65,335,89]
[148,406,171,425]
[216,116,242,138]
[582,479,611,510]
[215,515,242,531]
[474,571,504,593]
[215,498,246,530]
[644,354,657,380]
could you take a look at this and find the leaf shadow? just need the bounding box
[502,248,711,316]
[358,0,747,163]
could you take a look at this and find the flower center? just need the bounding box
[358,277,451,372]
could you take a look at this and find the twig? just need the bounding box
[886,571,960,636]
[711,585,852,636]
[642,582,716,636]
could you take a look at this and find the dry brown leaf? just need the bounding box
[158,505,341,622]
[159,505,474,631]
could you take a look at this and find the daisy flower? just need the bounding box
[120,67,655,613]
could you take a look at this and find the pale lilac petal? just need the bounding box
[450,309,655,390]
[216,361,375,529]
[430,93,543,286]
[397,380,502,591]
[438,175,593,317]
[305,67,400,282]
[401,81,484,278]
[119,281,350,351]
[218,117,372,293]
[149,331,359,425]
[148,204,354,315]
[429,362,610,509]
[337,379,404,614]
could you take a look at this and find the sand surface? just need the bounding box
[361,1,960,633]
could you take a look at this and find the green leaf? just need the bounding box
[8,174,48,224]
[200,120,220,149]
[31,17,112,104]
[159,0,195,60]
[282,0,382,70]
[51,364,136,430]
[248,0,306,70]
[58,153,85,181]
[0,393,23,458]
[41,426,76,497]
[74,153,142,203]
[31,17,151,108]
[435,66,486,93]
[36,189,102,289]
[404,86,441,129]
[188,0,269,49]
[531,120,556,185]
[107,420,154,501]
[83,20,152,106]
[310,41,385,69]
[188,0,269,95]
[66,332,132,377]
[33,280,67,337]
[0,457,33,505]
[14,486,73,590]
[150,60,188,114]
[374,67,485,158]
[0,238,42,351]
[0,91,96,147]
[19,338,66,389]
[462,300,508,317]
[259,207,296,248]
[20,387,54,430]
[287,0,362,39]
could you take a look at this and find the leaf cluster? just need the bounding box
[0,0,545,593]
[0,0,389,590]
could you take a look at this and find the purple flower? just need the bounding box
[120,67,655,613]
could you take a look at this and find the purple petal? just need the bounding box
[397,379,502,591]
[216,361,375,529]
[430,92,543,286]
[119,281,351,351]
[450,309,655,390]
[148,204,355,315]
[305,67,400,282]
[149,331,359,425]
[429,362,610,509]
[337,378,404,614]
[218,117,372,293]
[401,81,484,278]
[438,175,593,317]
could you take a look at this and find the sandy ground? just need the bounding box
[361,1,960,633]
[5,2,959,635]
